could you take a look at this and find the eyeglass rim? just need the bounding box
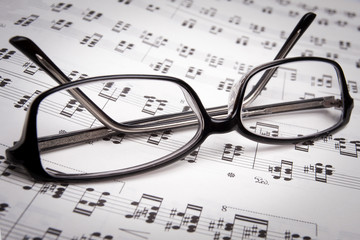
[5,56,354,181]
[232,56,354,144]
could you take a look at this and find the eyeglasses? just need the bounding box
[6,12,354,181]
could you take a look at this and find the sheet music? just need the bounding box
[0,0,359,239]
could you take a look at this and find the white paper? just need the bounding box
[0,0,359,239]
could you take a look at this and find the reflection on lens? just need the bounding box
[241,60,343,139]
[36,78,201,177]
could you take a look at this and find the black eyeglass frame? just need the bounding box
[4,12,354,181]
[5,56,354,181]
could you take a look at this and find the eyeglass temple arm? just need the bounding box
[38,96,341,152]
[243,12,316,107]
[9,36,124,132]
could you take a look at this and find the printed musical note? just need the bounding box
[218,78,234,92]
[73,188,110,216]
[288,10,300,17]
[146,4,160,12]
[140,31,168,48]
[147,130,172,145]
[209,25,223,35]
[60,99,85,118]
[82,9,103,22]
[171,204,203,232]
[221,144,243,162]
[295,139,314,152]
[39,183,68,199]
[335,20,348,27]
[228,15,241,25]
[180,0,193,8]
[40,227,62,239]
[304,163,334,183]
[0,203,9,213]
[200,7,217,17]
[339,40,351,50]
[51,19,72,31]
[262,40,277,50]
[235,36,249,46]
[112,20,131,33]
[348,80,358,94]
[334,138,360,158]
[284,231,308,240]
[181,146,200,163]
[277,0,290,6]
[181,19,196,29]
[118,0,132,5]
[250,23,265,33]
[23,62,42,75]
[115,40,134,53]
[310,36,326,46]
[223,214,268,240]
[324,8,337,15]
[205,54,224,68]
[270,160,293,181]
[243,0,254,5]
[0,48,16,60]
[0,76,11,87]
[311,75,332,88]
[99,82,131,101]
[250,122,279,137]
[52,184,68,199]
[125,194,163,223]
[314,163,334,183]
[51,2,72,12]
[67,70,88,81]
[301,49,314,56]
[262,6,273,14]
[325,52,339,59]
[14,14,39,27]
[185,66,202,79]
[298,3,318,11]
[103,133,125,144]
[80,33,103,47]
[151,59,173,73]
[14,90,41,111]
[177,44,195,57]
[142,96,167,115]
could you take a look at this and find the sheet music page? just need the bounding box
[0,0,359,239]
